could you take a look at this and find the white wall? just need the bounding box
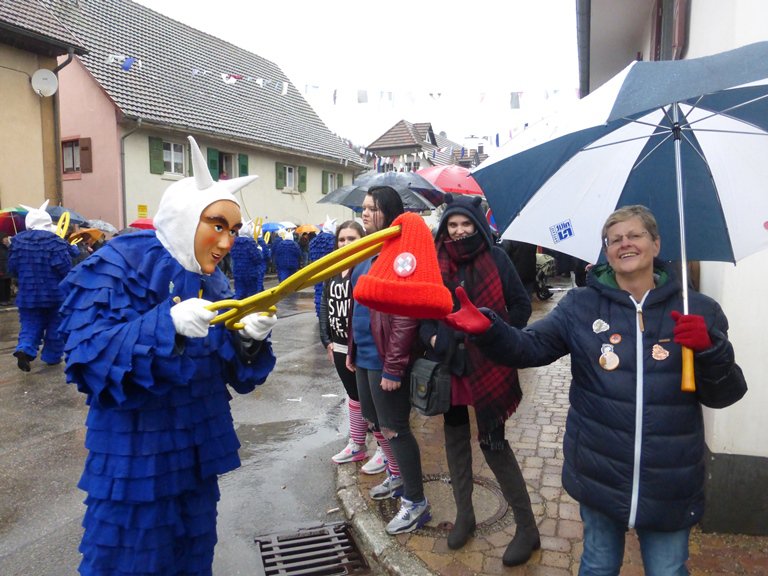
[685,0,768,457]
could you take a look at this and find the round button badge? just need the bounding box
[393,252,417,277]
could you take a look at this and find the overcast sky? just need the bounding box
[133,0,579,146]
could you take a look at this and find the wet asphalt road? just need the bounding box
[0,289,351,575]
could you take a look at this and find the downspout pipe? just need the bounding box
[120,119,142,228]
[52,48,75,207]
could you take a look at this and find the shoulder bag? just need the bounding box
[409,357,451,416]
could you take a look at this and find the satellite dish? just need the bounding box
[31,69,58,97]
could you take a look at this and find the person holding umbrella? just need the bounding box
[443,205,747,575]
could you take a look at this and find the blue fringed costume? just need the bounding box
[274,237,301,281]
[8,227,73,366]
[230,235,264,299]
[59,136,276,576]
[309,231,335,316]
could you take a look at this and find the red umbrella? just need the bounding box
[416,165,484,196]
[129,217,155,230]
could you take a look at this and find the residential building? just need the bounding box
[365,120,464,171]
[578,0,767,535]
[45,0,366,229]
[0,0,86,211]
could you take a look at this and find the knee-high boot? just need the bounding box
[444,422,476,549]
[482,440,540,566]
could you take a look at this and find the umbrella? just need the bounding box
[261,222,286,233]
[87,219,119,235]
[295,224,319,235]
[46,205,89,226]
[69,228,105,244]
[319,183,437,213]
[416,165,484,196]
[129,217,155,230]
[475,41,768,270]
[319,170,444,212]
[279,221,297,230]
[0,207,28,235]
[473,41,768,392]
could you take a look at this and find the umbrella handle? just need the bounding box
[206,225,401,330]
[55,212,70,239]
[681,346,696,392]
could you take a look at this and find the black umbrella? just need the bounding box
[318,171,443,212]
[46,205,89,226]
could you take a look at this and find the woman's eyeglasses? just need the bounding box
[603,230,649,248]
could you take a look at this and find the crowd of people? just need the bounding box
[4,151,748,574]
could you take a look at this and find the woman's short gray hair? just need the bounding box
[601,205,660,245]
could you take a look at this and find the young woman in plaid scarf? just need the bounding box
[419,194,539,566]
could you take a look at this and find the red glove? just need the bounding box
[671,311,712,352]
[443,287,491,335]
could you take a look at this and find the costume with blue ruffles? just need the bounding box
[58,232,276,576]
[230,235,264,299]
[309,232,335,316]
[8,229,73,363]
[274,238,301,281]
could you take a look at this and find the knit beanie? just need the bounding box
[354,212,452,319]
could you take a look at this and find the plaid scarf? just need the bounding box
[438,233,522,445]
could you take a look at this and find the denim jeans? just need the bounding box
[579,504,690,576]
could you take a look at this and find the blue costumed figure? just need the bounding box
[8,200,74,371]
[308,216,337,316]
[274,232,301,281]
[58,136,278,576]
[256,236,270,292]
[230,220,263,300]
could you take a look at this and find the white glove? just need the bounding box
[239,312,277,341]
[170,298,216,338]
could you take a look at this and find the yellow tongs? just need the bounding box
[207,225,401,330]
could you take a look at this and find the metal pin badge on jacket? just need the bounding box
[593,319,609,334]
[652,343,670,360]
[599,343,619,371]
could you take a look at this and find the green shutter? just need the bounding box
[207,147,220,180]
[337,173,344,187]
[322,170,329,194]
[298,166,307,193]
[238,153,249,176]
[186,144,192,176]
[149,136,164,174]
[275,163,286,189]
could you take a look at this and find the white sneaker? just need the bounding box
[360,446,387,475]
[369,474,404,500]
[331,440,366,464]
[386,497,432,535]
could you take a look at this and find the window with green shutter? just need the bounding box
[322,170,329,194]
[275,163,286,189]
[238,153,249,176]
[337,173,344,187]
[298,166,307,192]
[207,147,220,180]
[149,136,164,174]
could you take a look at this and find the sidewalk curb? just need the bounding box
[336,464,436,576]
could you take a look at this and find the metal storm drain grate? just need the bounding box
[254,522,370,575]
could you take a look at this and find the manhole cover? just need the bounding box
[376,474,516,537]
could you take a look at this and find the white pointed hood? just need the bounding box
[154,136,258,273]
[22,199,54,232]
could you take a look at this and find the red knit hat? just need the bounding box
[354,212,452,319]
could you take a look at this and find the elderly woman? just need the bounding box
[445,204,747,575]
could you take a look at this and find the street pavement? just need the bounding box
[335,278,768,576]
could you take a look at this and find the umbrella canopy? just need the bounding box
[279,221,297,230]
[129,217,155,230]
[319,170,444,212]
[295,224,319,235]
[46,205,88,226]
[474,41,768,269]
[417,165,484,196]
[0,207,28,235]
[319,182,436,212]
[87,218,119,235]
[70,228,105,244]
[261,222,285,233]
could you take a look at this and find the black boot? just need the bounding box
[444,423,476,549]
[482,441,540,566]
[14,351,32,372]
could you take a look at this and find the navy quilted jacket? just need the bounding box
[474,261,746,531]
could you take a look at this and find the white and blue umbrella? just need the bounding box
[474,41,768,279]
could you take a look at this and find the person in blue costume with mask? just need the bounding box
[8,200,74,371]
[58,136,278,576]
[230,219,264,300]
